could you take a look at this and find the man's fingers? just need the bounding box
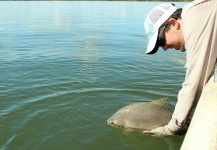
[143,130,152,134]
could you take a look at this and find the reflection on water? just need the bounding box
[0,1,188,150]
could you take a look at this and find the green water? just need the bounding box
[0,1,188,150]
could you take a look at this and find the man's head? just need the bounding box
[144,3,184,54]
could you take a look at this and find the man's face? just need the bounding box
[160,19,185,52]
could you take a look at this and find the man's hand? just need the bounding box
[143,125,175,137]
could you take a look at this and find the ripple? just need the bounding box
[0,1,187,150]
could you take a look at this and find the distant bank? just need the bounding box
[8,0,193,1]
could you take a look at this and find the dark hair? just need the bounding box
[170,8,182,20]
[160,8,182,29]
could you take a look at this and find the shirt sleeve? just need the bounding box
[168,51,206,131]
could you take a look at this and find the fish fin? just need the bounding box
[151,97,172,111]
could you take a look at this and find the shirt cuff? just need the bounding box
[168,118,182,132]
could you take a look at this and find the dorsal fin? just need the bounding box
[151,97,172,111]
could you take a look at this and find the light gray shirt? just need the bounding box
[168,0,217,132]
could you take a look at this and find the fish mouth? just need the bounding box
[107,120,129,130]
[107,119,128,130]
[107,119,116,125]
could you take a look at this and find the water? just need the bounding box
[0,1,188,150]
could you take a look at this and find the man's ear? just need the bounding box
[168,18,180,29]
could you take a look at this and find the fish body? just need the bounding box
[107,97,173,131]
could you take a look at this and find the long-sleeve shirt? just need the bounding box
[168,0,217,132]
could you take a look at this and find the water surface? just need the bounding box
[0,1,188,150]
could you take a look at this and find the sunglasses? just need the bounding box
[157,24,168,47]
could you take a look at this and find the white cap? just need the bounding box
[144,3,178,54]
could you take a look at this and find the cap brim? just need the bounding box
[146,30,160,55]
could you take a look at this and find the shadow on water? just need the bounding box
[86,127,185,150]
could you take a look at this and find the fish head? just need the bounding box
[107,115,127,128]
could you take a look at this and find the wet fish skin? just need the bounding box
[107,97,173,131]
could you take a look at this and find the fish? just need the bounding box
[107,97,173,131]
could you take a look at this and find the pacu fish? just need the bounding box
[107,97,173,131]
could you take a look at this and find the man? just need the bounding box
[143,0,217,147]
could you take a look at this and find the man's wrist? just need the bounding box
[168,127,175,134]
